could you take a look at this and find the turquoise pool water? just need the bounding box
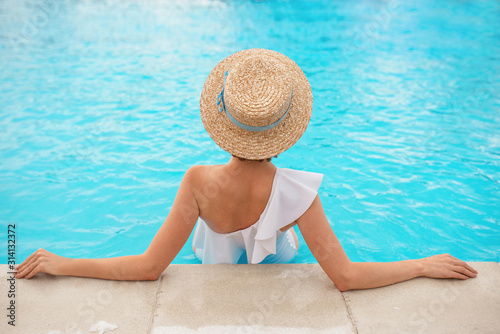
[0,0,499,264]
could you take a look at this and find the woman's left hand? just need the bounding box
[15,249,70,279]
[419,254,478,280]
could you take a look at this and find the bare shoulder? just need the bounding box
[184,165,218,181]
[182,164,222,190]
[184,165,204,180]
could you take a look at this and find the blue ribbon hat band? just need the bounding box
[216,70,293,132]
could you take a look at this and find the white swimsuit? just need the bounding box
[192,168,323,264]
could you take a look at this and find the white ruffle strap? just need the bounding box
[250,168,323,263]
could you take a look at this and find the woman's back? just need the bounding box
[191,158,277,234]
[191,161,323,264]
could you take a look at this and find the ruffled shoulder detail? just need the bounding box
[250,168,323,263]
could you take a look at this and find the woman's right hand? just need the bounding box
[15,249,71,279]
[419,254,478,279]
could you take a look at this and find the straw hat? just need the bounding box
[200,49,313,160]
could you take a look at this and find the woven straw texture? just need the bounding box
[200,49,313,160]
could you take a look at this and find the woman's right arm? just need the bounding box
[15,166,201,281]
[297,195,477,291]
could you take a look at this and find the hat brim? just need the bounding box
[200,49,313,160]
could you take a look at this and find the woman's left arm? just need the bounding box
[15,167,201,280]
[298,195,478,291]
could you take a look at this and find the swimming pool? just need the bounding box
[0,0,499,265]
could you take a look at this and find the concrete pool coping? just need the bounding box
[1,262,499,333]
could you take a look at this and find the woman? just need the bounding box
[15,49,477,291]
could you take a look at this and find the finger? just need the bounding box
[451,260,478,276]
[15,257,34,273]
[15,260,33,277]
[454,265,477,278]
[16,248,46,271]
[15,251,37,271]
[16,260,40,279]
[25,264,42,279]
[463,267,477,277]
[450,271,469,280]
[15,266,30,278]
[16,254,39,277]
[450,258,478,275]
[464,262,478,274]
